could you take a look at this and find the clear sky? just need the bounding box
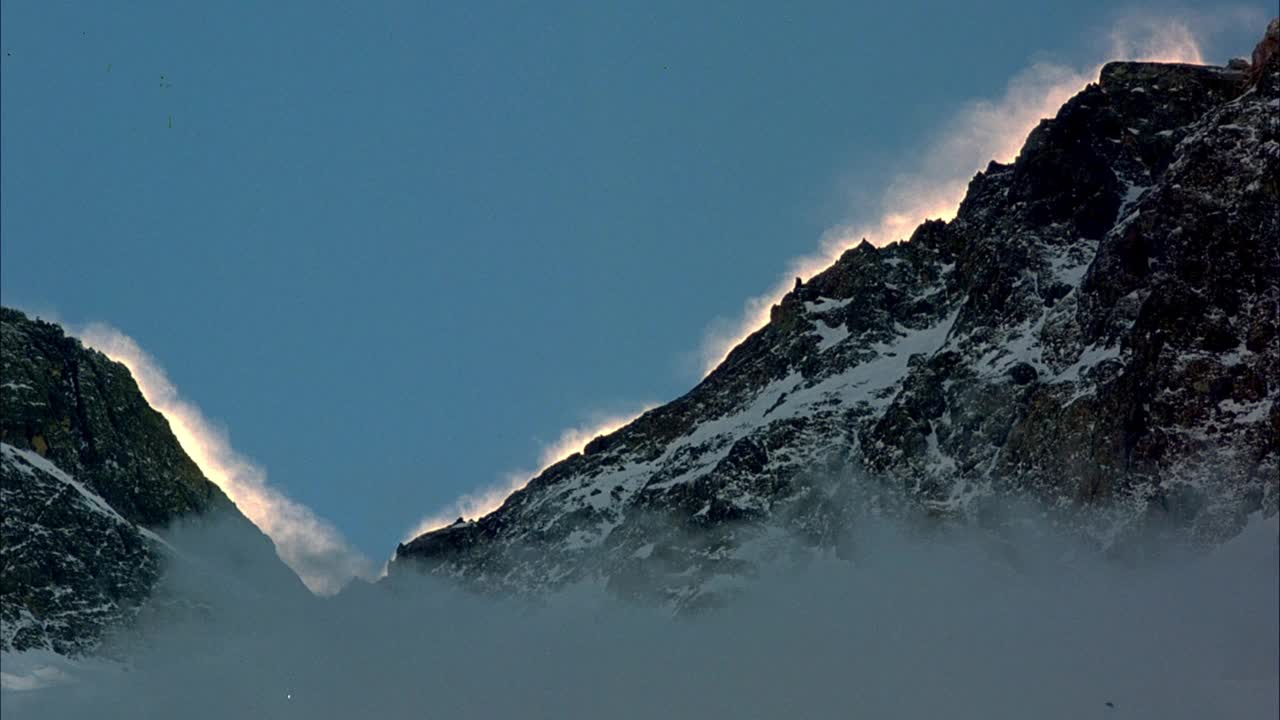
[1,2,1269,565]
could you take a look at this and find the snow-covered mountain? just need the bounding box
[391,21,1280,609]
[3,21,1277,664]
[0,308,304,657]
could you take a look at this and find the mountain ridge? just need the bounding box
[0,308,304,656]
[392,22,1280,609]
[2,21,1276,655]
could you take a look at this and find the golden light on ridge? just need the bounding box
[77,325,373,595]
[405,407,653,538]
[697,22,1204,375]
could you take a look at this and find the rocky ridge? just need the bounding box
[393,23,1280,609]
[0,308,301,655]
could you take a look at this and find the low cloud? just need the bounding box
[4,511,1275,719]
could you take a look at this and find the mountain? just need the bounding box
[0,308,304,657]
[392,21,1280,609]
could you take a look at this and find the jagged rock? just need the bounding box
[392,22,1280,610]
[1,444,161,655]
[1250,17,1279,83]
[0,309,302,656]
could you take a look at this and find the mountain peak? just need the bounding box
[392,28,1279,609]
[1,308,305,655]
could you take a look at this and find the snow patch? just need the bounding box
[811,320,850,352]
[2,444,131,527]
[803,297,854,315]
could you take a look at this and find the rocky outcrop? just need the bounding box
[1251,17,1279,84]
[1,444,163,655]
[0,308,301,655]
[393,23,1279,609]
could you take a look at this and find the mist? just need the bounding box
[3,510,1275,720]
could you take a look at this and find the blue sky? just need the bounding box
[1,2,1269,566]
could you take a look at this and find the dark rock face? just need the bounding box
[393,25,1280,609]
[1,308,296,655]
[1,309,226,527]
[1,445,162,655]
[1251,17,1279,84]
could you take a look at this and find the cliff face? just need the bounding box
[393,26,1280,609]
[1,308,302,655]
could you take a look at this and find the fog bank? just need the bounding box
[3,512,1275,720]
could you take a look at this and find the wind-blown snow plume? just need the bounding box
[76,324,374,595]
[406,407,653,539]
[402,16,1212,541]
[698,19,1205,374]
